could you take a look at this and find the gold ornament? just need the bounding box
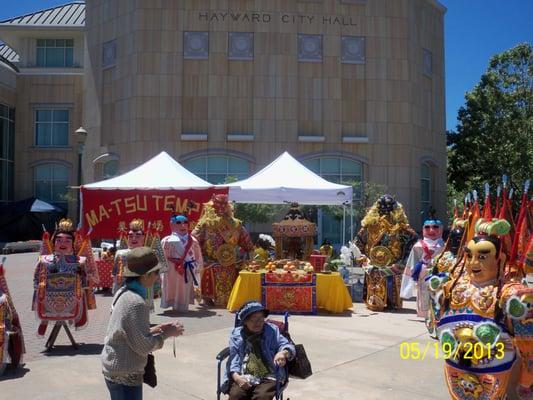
[216,243,236,267]
[369,246,394,267]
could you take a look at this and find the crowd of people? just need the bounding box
[0,187,531,400]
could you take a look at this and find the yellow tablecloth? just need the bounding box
[227,271,353,313]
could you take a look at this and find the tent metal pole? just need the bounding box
[342,205,346,245]
[350,202,354,240]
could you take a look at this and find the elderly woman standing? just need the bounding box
[223,301,295,400]
[101,247,184,400]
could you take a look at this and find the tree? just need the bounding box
[447,43,532,195]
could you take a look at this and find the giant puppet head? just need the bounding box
[422,218,443,241]
[170,214,189,235]
[464,218,510,287]
[360,194,410,229]
[377,194,397,216]
[212,194,232,217]
[127,219,146,249]
[449,219,466,256]
[52,219,75,256]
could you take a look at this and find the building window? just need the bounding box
[228,32,254,61]
[341,36,365,64]
[35,109,70,147]
[303,157,363,246]
[423,48,433,76]
[184,32,209,59]
[0,103,15,204]
[298,34,322,62]
[184,155,249,184]
[421,162,431,221]
[303,157,363,199]
[36,39,74,68]
[103,159,119,179]
[34,163,69,206]
[102,39,117,69]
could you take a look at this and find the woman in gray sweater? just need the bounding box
[101,247,183,400]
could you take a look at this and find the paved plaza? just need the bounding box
[1,252,452,399]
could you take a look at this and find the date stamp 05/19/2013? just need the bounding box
[399,341,505,361]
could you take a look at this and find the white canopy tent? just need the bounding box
[83,151,213,189]
[225,152,353,205]
[225,152,354,244]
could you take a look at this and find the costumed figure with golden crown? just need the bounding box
[32,219,98,343]
[436,217,533,400]
[400,216,445,317]
[160,213,203,312]
[192,194,254,307]
[355,194,417,311]
[113,219,166,311]
[0,257,25,375]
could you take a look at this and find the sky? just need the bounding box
[0,0,531,132]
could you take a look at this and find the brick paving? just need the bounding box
[2,251,234,362]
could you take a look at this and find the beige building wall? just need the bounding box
[83,0,446,227]
[13,74,84,217]
[0,0,446,231]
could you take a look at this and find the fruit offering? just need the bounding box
[283,261,297,272]
[265,261,277,272]
[246,262,260,272]
[303,263,314,274]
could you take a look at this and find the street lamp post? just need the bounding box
[74,127,88,225]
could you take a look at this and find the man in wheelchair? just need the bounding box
[221,301,295,400]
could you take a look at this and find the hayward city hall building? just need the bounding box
[0,0,446,244]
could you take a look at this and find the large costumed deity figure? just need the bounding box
[113,219,167,311]
[32,219,99,347]
[401,217,445,317]
[355,195,417,311]
[0,258,25,375]
[161,213,203,312]
[192,194,254,307]
[436,218,533,400]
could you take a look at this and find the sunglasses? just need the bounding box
[128,231,144,237]
[172,220,188,225]
[424,225,440,229]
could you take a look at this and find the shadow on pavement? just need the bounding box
[41,343,104,357]
[158,308,217,319]
[391,308,418,315]
[0,365,30,381]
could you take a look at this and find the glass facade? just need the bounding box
[184,155,249,184]
[35,109,70,147]
[0,103,15,205]
[303,157,363,245]
[34,163,69,207]
[36,39,74,68]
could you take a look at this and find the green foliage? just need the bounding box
[304,181,388,227]
[447,43,533,194]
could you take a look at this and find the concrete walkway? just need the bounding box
[1,252,448,399]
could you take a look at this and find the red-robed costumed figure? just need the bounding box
[32,219,98,346]
[0,257,25,375]
[192,194,253,307]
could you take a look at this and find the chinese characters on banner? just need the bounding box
[80,187,228,238]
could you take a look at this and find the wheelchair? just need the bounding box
[216,312,290,400]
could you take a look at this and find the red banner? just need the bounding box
[80,187,227,238]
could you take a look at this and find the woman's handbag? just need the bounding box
[288,344,312,379]
[143,353,157,387]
